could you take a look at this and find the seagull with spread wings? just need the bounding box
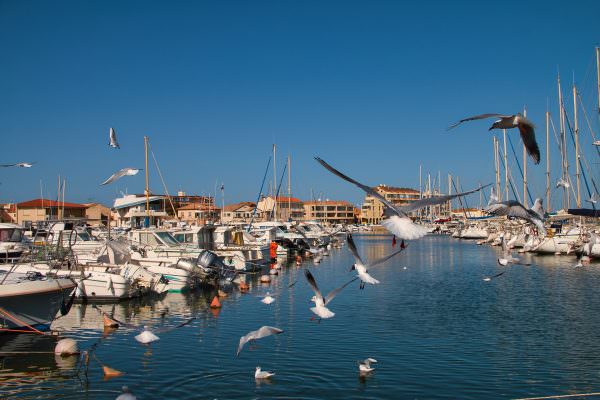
[347,234,408,289]
[305,269,357,321]
[100,168,141,186]
[315,157,488,240]
[0,162,36,168]
[447,113,540,164]
[237,326,284,357]
[109,127,120,149]
[485,198,546,235]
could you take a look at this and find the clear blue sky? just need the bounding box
[1,0,599,210]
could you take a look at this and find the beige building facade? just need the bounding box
[303,200,356,224]
[15,199,87,225]
[360,185,420,224]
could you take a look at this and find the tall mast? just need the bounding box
[522,107,528,207]
[419,165,422,199]
[144,136,150,226]
[573,82,581,207]
[502,129,508,200]
[558,74,569,209]
[596,46,600,114]
[545,110,551,212]
[272,144,277,221]
[448,173,452,214]
[287,155,291,221]
[493,136,500,200]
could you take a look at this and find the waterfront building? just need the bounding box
[360,185,420,224]
[112,194,168,228]
[14,199,87,225]
[221,202,259,224]
[303,200,356,224]
[257,196,304,221]
[177,203,221,224]
[83,203,111,227]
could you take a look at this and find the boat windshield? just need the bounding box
[0,228,23,242]
[77,231,92,241]
[156,231,180,246]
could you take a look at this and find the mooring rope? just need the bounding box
[514,392,600,400]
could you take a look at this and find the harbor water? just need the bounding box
[2,235,600,399]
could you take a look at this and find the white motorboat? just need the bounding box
[0,271,76,331]
[0,223,29,264]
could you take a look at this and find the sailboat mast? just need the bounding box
[493,136,500,200]
[558,74,569,209]
[522,107,528,208]
[573,82,581,207]
[287,155,291,221]
[545,110,551,212]
[273,144,277,221]
[144,136,150,226]
[503,129,508,200]
[596,46,600,114]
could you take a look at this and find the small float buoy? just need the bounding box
[296,255,302,266]
[54,338,79,356]
[239,282,250,292]
[103,365,124,379]
[260,275,271,283]
[210,296,222,308]
[218,289,228,298]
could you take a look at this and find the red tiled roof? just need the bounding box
[374,185,419,194]
[17,199,87,209]
[223,202,255,212]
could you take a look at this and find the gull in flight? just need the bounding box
[116,386,137,400]
[305,269,357,321]
[358,358,378,373]
[100,168,142,186]
[0,162,36,168]
[237,326,283,357]
[586,193,599,204]
[447,113,540,164]
[109,127,120,149]
[347,234,407,289]
[255,366,275,380]
[556,178,570,189]
[134,318,195,344]
[485,198,546,235]
[315,157,488,240]
[260,292,275,305]
[483,271,506,282]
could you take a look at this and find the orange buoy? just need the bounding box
[269,241,278,259]
[103,365,124,379]
[296,255,302,266]
[210,296,222,308]
[239,282,250,292]
[103,314,119,328]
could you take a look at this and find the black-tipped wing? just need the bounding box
[254,325,284,339]
[154,317,196,334]
[485,200,529,219]
[92,305,138,329]
[324,277,358,305]
[447,113,509,130]
[0,163,17,167]
[304,269,324,302]
[397,184,491,214]
[315,157,402,216]
[517,119,540,164]
[368,244,408,269]
[346,234,364,265]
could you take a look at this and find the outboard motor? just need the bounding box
[197,250,225,269]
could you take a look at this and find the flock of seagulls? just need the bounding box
[101,128,142,186]
[484,198,546,235]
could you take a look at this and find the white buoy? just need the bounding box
[54,338,80,356]
[260,275,271,283]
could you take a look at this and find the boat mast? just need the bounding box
[144,136,150,227]
[558,74,568,210]
[493,136,500,201]
[522,107,528,208]
[546,110,551,212]
[503,129,508,200]
[287,155,291,221]
[573,81,581,207]
[596,46,600,114]
[273,144,277,221]
[447,173,452,215]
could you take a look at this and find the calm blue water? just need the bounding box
[2,235,600,400]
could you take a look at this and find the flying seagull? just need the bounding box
[358,358,378,373]
[260,292,275,305]
[315,157,488,240]
[447,113,540,164]
[0,162,36,168]
[305,269,357,320]
[347,234,407,289]
[237,326,283,357]
[134,318,195,344]
[116,386,137,400]
[109,127,120,149]
[485,198,546,235]
[556,178,570,189]
[100,168,141,186]
[483,270,506,282]
[255,366,275,380]
[497,235,531,266]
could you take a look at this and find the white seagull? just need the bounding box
[255,366,275,380]
[359,358,378,373]
[109,127,120,149]
[116,386,137,400]
[305,269,357,321]
[347,234,407,289]
[485,198,546,235]
[237,326,283,357]
[100,168,142,186]
[261,292,275,305]
[497,235,530,266]
[133,318,195,344]
[315,157,488,240]
[0,162,36,168]
[447,113,540,164]
[556,178,570,189]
